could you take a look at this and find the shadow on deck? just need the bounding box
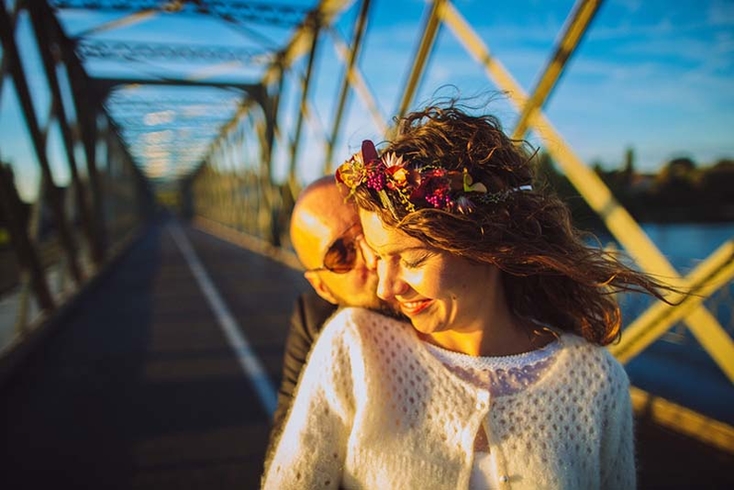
[0,216,731,489]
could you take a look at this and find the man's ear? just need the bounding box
[304,271,339,305]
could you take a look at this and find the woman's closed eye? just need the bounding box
[401,251,432,269]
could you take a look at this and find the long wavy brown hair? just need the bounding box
[349,103,672,346]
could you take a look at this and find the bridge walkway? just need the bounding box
[0,216,731,489]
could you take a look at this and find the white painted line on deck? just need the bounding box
[168,222,277,416]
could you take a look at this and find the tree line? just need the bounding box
[535,149,734,229]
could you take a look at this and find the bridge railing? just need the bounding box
[0,1,154,363]
[1,0,730,448]
[187,0,734,430]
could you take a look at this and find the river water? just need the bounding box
[596,222,734,424]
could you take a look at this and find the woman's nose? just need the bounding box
[375,261,407,301]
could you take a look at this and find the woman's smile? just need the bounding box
[398,298,434,316]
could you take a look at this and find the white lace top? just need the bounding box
[424,339,561,489]
[424,338,562,397]
[263,307,635,490]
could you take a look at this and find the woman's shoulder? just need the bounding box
[557,333,630,387]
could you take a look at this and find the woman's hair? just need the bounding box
[342,102,672,346]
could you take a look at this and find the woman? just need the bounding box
[263,103,671,489]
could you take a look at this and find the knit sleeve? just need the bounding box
[262,309,358,489]
[269,294,336,447]
[599,353,637,490]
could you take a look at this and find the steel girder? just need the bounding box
[50,0,310,27]
[436,0,734,382]
[76,40,273,65]
[0,0,153,343]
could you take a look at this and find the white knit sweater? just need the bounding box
[263,307,635,490]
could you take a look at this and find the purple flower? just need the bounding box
[366,163,387,191]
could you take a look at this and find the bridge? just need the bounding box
[1,1,732,488]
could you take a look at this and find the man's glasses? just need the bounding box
[306,223,361,274]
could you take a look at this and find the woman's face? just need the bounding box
[359,210,500,336]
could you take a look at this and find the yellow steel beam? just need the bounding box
[72,9,159,38]
[325,0,372,173]
[288,23,321,183]
[301,98,328,142]
[396,0,446,120]
[512,0,603,139]
[329,29,388,142]
[438,3,526,106]
[439,1,734,382]
[610,240,734,371]
[197,0,357,240]
[262,0,356,87]
[630,386,734,454]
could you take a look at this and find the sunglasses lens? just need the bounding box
[323,238,357,273]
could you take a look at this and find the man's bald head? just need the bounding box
[290,175,358,270]
[289,175,391,310]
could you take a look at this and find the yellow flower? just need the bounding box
[336,154,366,189]
[387,166,409,187]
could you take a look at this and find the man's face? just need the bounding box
[313,222,384,309]
[299,210,384,310]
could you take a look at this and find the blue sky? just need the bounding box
[1,0,732,199]
[313,0,734,179]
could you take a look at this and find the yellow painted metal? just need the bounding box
[262,0,355,87]
[325,0,372,174]
[73,9,158,38]
[329,29,388,141]
[512,0,602,139]
[630,386,734,454]
[396,0,446,120]
[611,240,734,376]
[438,3,526,107]
[439,1,734,381]
[288,23,321,183]
[204,1,357,236]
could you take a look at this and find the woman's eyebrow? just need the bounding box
[368,241,428,257]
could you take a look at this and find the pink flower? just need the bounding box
[365,162,387,191]
[411,170,451,208]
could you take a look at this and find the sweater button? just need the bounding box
[499,475,509,483]
[476,401,485,410]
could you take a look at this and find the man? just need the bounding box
[268,175,389,449]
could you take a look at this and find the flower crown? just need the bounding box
[335,140,531,216]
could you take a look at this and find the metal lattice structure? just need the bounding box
[187,0,734,447]
[0,0,732,449]
[0,0,329,350]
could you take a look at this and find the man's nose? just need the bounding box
[375,272,392,301]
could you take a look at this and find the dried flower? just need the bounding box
[335,139,530,216]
